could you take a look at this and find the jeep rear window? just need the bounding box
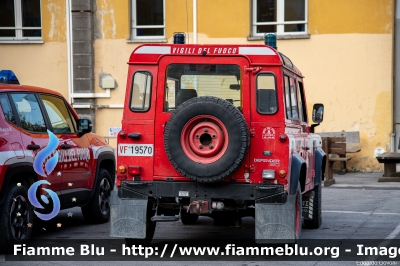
[256,73,277,114]
[164,64,241,111]
[130,71,152,112]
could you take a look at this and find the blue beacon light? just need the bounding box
[0,70,20,85]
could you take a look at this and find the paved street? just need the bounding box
[2,173,400,266]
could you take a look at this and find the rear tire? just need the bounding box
[0,184,33,253]
[81,169,112,224]
[295,183,302,240]
[303,184,322,229]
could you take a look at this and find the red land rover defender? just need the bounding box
[111,43,326,244]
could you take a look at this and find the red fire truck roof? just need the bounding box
[128,44,302,76]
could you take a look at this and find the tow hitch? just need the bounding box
[188,200,209,214]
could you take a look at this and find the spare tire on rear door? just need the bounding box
[164,96,250,183]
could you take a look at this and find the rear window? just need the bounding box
[130,71,152,112]
[164,64,241,111]
[256,73,277,114]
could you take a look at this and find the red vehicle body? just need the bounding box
[0,81,115,252]
[111,44,326,244]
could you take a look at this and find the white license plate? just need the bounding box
[118,144,154,156]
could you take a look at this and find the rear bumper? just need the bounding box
[119,181,286,203]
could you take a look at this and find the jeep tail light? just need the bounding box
[278,170,287,178]
[262,170,275,179]
[279,134,287,143]
[118,165,126,174]
[128,166,141,176]
[119,130,127,139]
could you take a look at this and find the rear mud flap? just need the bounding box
[109,191,148,239]
[255,195,296,244]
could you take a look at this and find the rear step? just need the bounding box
[151,202,182,222]
[151,215,180,222]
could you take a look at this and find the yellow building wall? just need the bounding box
[0,0,392,171]
[0,0,68,96]
[309,0,393,34]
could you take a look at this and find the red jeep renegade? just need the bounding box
[0,71,115,252]
[111,42,326,244]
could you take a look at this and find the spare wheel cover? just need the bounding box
[164,96,250,183]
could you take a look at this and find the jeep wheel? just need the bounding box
[164,96,250,183]
[81,169,112,224]
[303,184,322,229]
[181,212,198,225]
[0,184,33,253]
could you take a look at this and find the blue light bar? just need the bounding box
[264,33,277,50]
[0,70,19,85]
[173,32,185,44]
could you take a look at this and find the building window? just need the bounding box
[131,0,165,39]
[252,0,307,37]
[0,0,42,40]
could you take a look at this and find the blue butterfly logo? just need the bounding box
[28,130,61,221]
[33,130,59,177]
[28,180,61,221]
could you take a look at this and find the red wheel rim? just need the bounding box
[180,115,229,164]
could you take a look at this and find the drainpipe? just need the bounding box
[67,0,122,110]
[193,0,197,44]
[66,0,73,103]
[391,133,395,152]
[395,0,400,152]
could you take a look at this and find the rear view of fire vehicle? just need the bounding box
[111,41,326,244]
[0,70,115,252]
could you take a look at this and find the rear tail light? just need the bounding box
[118,165,126,174]
[119,130,127,139]
[279,134,288,143]
[278,170,287,178]
[128,166,141,176]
